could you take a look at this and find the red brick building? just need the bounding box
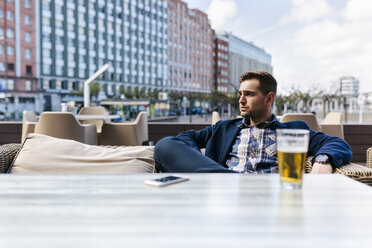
[0,0,38,119]
[167,0,214,93]
[213,33,229,93]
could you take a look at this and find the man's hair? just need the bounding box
[239,71,277,95]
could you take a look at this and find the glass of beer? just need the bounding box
[276,129,310,189]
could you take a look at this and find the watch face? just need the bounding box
[315,154,329,163]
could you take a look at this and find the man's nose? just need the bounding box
[239,95,245,103]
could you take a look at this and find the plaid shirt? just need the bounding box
[226,116,278,173]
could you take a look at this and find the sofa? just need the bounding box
[1,133,372,186]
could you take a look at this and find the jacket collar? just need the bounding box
[237,114,278,129]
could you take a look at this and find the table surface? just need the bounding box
[0,174,371,248]
[75,114,120,120]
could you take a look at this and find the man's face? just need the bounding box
[238,79,268,119]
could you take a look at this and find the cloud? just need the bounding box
[276,0,372,92]
[280,0,335,24]
[206,0,237,29]
[343,0,372,20]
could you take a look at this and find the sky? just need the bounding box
[183,0,372,94]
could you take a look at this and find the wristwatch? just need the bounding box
[314,154,331,164]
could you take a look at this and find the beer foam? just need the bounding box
[277,146,308,153]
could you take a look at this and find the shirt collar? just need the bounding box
[237,114,277,129]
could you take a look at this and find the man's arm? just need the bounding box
[175,121,221,150]
[311,163,333,174]
[308,130,352,169]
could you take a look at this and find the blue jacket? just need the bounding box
[176,118,352,168]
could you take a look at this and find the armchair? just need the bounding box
[21,111,38,143]
[78,106,107,133]
[35,112,98,145]
[211,111,221,125]
[367,147,372,168]
[280,113,321,132]
[320,112,344,139]
[99,112,148,146]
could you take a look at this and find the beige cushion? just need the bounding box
[10,134,155,174]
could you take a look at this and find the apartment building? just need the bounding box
[0,0,38,119]
[167,0,213,93]
[213,33,229,93]
[39,0,168,111]
[216,31,272,93]
[1,0,168,116]
[340,75,359,111]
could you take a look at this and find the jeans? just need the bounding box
[154,136,237,173]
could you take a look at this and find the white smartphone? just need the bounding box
[144,175,189,187]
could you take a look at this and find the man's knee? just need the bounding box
[154,136,179,156]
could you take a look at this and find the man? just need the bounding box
[154,71,352,173]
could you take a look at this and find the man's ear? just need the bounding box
[266,92,275,105]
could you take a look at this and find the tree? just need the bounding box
[287,87,323,113]
[90,82,100,98]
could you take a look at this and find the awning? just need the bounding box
[100,100,150,106]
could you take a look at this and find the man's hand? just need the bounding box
[311,163,333,174]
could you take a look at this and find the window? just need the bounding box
[24,0,31,9]
[68,68,74,77]
[7,46,14,55]
[56,66,63,76]
[7,63,15,72]
[55,20,63,28]
[42,17,50,25]
[0,62,4,72]
[73,81,79,90]
[78,27,84,35]
[24,15,31,26]
[7,79,15,90]
[55,5,63,15]
[43,48,50,57]
[55,36,63,44]
[26,65,32,75]
[6,11,13,20]
[25,80,32,91]
[43,64,51,75]
[67,23,74,31]
[25,49,32,59]
[67,38,74,46]
[0,9,3,18]
[0,27,3,36]
[79,69,85,78]
[25,32,32,43]
[62,81,68,90]
[7,28,14,38]
[42,34,50,42]
[42,2,49,10]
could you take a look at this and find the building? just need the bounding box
[0,0,38,120]
[216,31,272,92]
[1,0,168,117]
[167,0,213,93]
[340,76,359,96]
[213,33,229,93]
[39,0,168,111]
[340,76,359,111]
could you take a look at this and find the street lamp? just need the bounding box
[83,62,111,107]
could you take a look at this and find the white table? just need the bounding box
[0,174,371,248]
[75,114,120,121]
